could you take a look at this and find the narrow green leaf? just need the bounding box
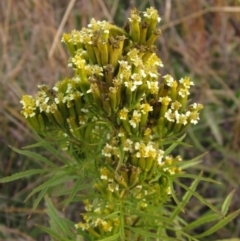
[221,190,235,216]
[33,187,48,210]
[37,224,72,241]
[194,209,240,238]
[175,180,222,216]
[45,196,75,239]
[98,233,120,241]
[174,173,221,185]
[25,172,77,201]
[10,146,57,168]
[182,213,219,231]
[126,226,177,241]
[204,107,223,145]
[0,169,46,183]
[171,173,202,220]
[164,134,186,156]
[178,152,207,170]
[63,177,84,208]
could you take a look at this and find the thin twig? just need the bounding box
[161,6,240,31]
[48,0,76,58]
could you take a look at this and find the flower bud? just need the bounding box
[129,166,141,187]
[85,44,97,64]
[98,40,109,66]
[37,113,46,132]
[146,29,161,47]
[53,109,65,128]
[138,157,145,170]
[145,157,154,172]
[129,8,141,42]
[139,21,149,44]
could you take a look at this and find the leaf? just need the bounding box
[170,172,202,220]
[164,134,186,156]
[182,213,219,231]
[33,187,49,210]
[63,177,84,208]
[175,180,223,216]
[10,146,57,168]
[194,209,240,238]
[37,224,72,241]
[203,106,223,145]
[0,169,47,183]
[177,152,207,170]
[221,190,235,216]
[98,233,120,241]
[126,225,177,241]
[25,172,77,201]
[45,196,75,239]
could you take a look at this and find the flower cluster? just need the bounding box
[75,200,120,239]
[20,6,203,240]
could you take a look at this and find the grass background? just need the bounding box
[0,0,240,240]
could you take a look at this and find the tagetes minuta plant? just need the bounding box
[2,6,237,241]
[19,7,204,240]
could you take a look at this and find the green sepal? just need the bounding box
[131,20,140,42]
[129,166,141,187]
[93,46,102,66]
[53,109,65,128]
[37,114,46,132]
[98,40,109,66]
[138,157,145,170]
[146,29,161,47]
[145,157,154,172]
[85,44,97,64]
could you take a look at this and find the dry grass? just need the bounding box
[0,0,240,240]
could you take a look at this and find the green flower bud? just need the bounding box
[135,83,148,104]
[98,40,109,66]
[58,101,69,119]
[45,112,58,126]
[90,83,103,109]
[73,99,82,118]
[139,21,149,44]
[53,109,65,128]
[94,182,106,195]
[102,97,112,116]
[129,166,141,187]
[172,122,182,135]
[61,33,75,56]
[68,105,77,119]
[145,157,154,172]
[93,45,102,66]
[138,157,145,170]
[108,36,125,69]
[28,115,41,132]
[146,29,161,47]
[170,81,178,101]
[37,113,46,132]
[129,8,141,42]
[130,154,138,167]
[67,116,81,139]
[104,64,114,85]
[115,174,128,188]
[120,168,129,186]
[159,96,171,118]
[159,176,168,187]
[85,44,97,64]
[109,87,118,112]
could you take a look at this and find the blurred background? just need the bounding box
[0,0,240,240]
